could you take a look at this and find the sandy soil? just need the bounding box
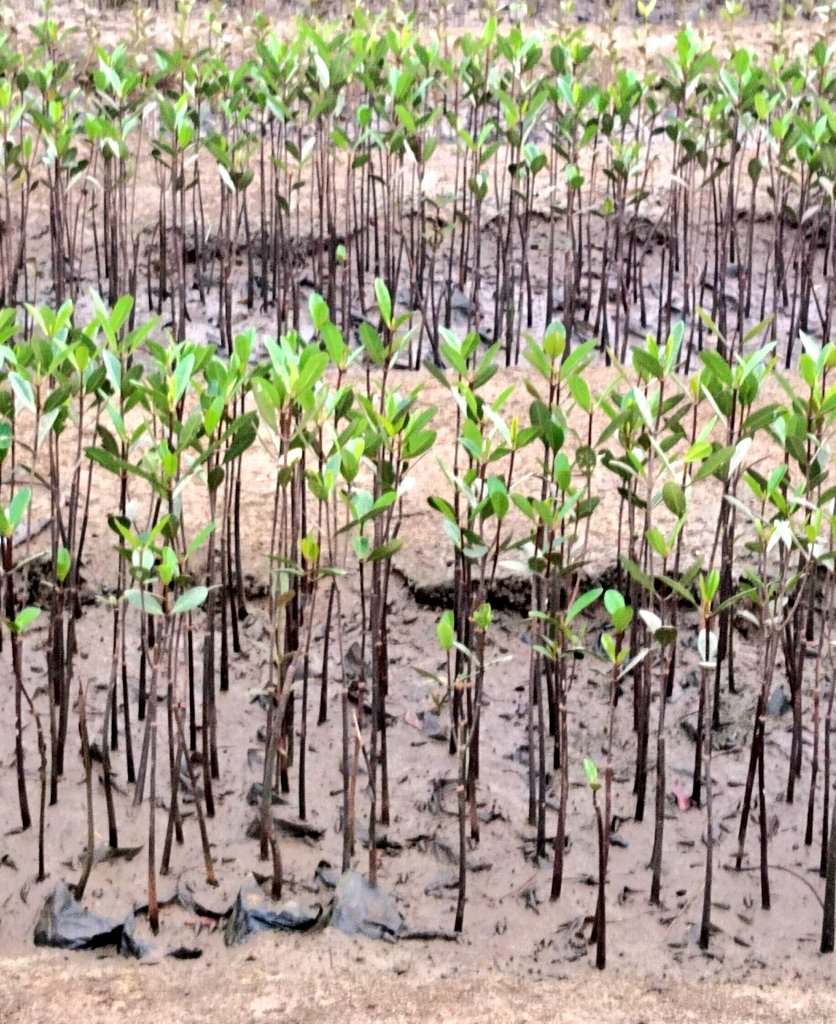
[3,952,836,1024]
[2,1,836,1018]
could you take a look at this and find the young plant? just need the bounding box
[584,756,607,970]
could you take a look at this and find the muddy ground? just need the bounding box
[1,355,835,1006]
[3,1,836,1019]
[3,952,836,1024]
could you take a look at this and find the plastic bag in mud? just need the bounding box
[34,883,124,952]
[224,874,322,946]
[329,871,404,941]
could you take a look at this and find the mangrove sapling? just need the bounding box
[304,291,361,728]
[330,450,367,867]
[252,319,332,850]
[823,782,836,953]
[86,44,148,309]
[459,601,492,929]
[515,325,600,881]
[153,87,198,342]
[9,607,47,879]
[123,526,211,933]
[584,757,607,970]
[355,280,436,866]
[819,567,836,876]
[418,601,493,932]
[1,485,35,829]
[0,61,36,309]
[639,604,678,906]
[599,589,634,873]
[293,532,338,823]
[613,330,692,893]
[146,595,166,935]
[516,328,599,841]
[771,336,836,805]
[805,580,830,852]
[697,570,720,949]
[314,385,365,868]
[698,320,775,740]
[424,329,498,756]
[74,678,95,902]
[587,590,634,954]
[532,588,601,902]
[259,532,329,897]
[673,347,744,797]
[160,528,219,885]
[38,301,124,828]
[8,303,71,797]
[618,323,689,823]
[454,706,469,934]
[195,336,257,792]
[427,328,522,840]
[294,301,359,816]
[596,380,648,695]
[425,608,469,933]
[730,472,811,909]
[91,293,158,783]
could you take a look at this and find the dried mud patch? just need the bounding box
[2,953,836,1024]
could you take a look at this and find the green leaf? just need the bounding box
[322,323,346,365]
[566,587,602,624]
[645,528,669,559]
[621,556,653,592]
[583,756,599,791]
[694,445,734,483]
[8,487,31,530]
[428,495,457,522]
[473,602,492,630]
[367,538,403,562]
[487,476,509,519]
[374,278,392,328]
[309,292,330,332]
[123,589,165,616]
[301,533,319,565]
[55,546,71,583]
[612,606,633,633]
[655,626,678,648]
[661,481,686,518]
[295,347,329,399]
[172,352,194,405]
[86,445,126,477]
[12,606,40,633]
[657,574,698,607]
[359,322,385,366]
[437,609,455,652]
[172,586,209,616]
[223,416,258,465]
[9,372,35,414]
[187,521,216,561]
[632,347,664,380]
[568,373,591,412]
[600,633,616,662]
